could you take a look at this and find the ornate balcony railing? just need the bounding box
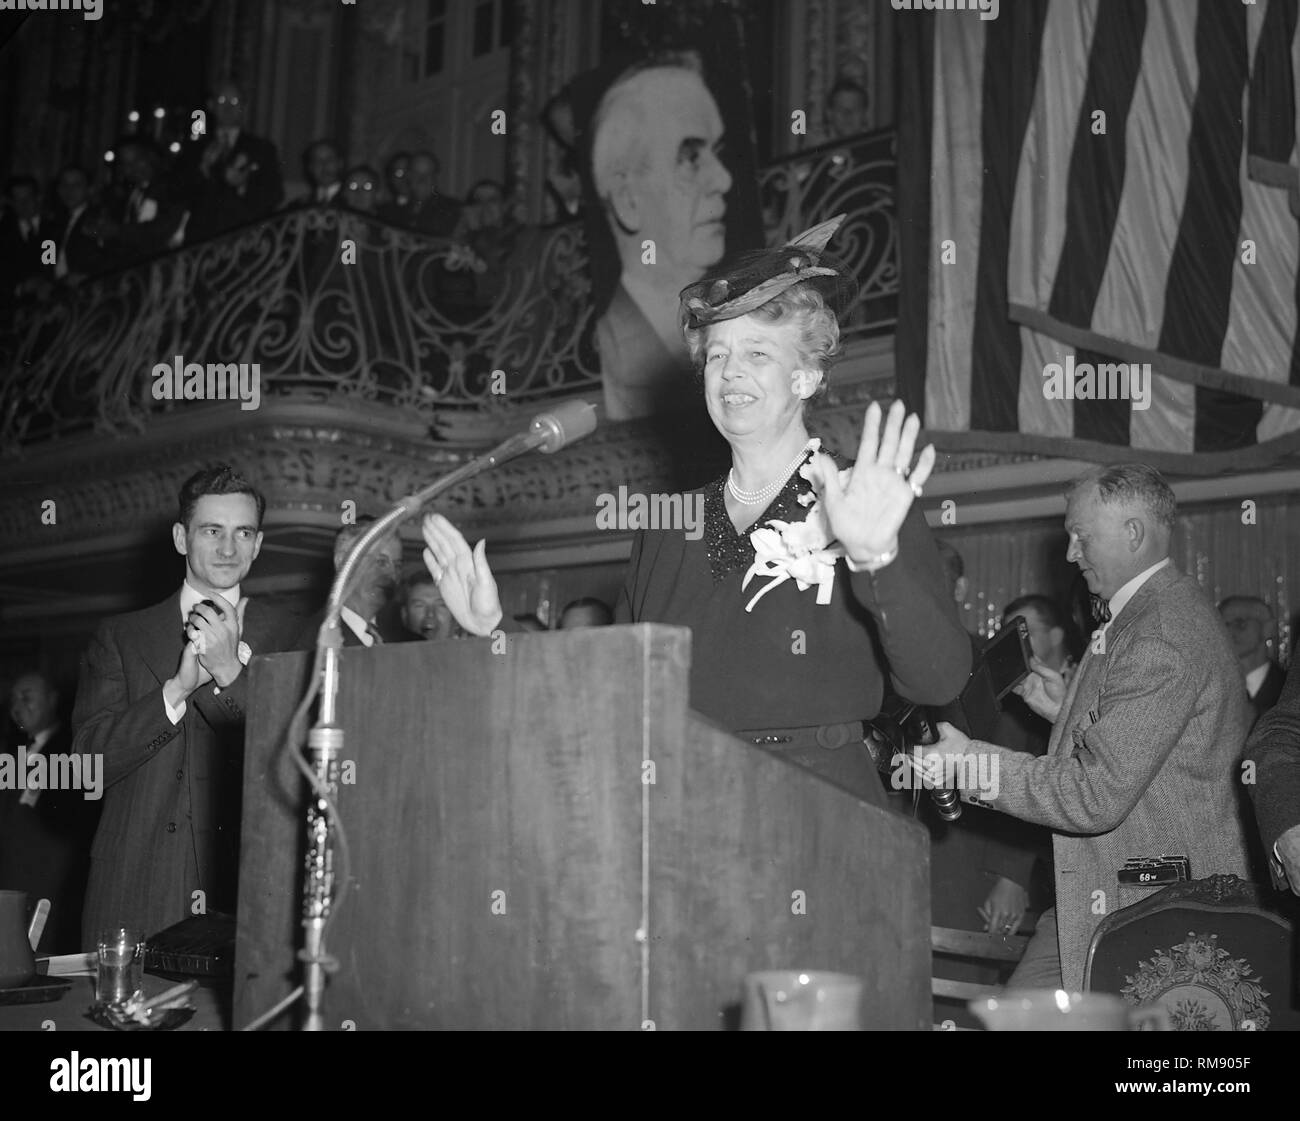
[758,128,898,339]
[1,130,899,453]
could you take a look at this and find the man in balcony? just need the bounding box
[379,150,460,237]
[85,136,185,266]
[72,465,297,944]
[590,53,733,421]
[0,174,48,302]
[176,77,285,242]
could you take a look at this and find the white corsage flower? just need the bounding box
[741,489,846,611]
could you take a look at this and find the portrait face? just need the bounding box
[604,69,731,278]
[345,170,379,212]
[827,89,867,138]
[56,169,88,212]
[172,493,263,596]
[211,83,245,130]
[1220,603,1267,660]
[307,143,342,189]
[701,314,816,443]
[407,156,438,203]
[10,674,58,736]
[1063,486,1137,603]
[402,580,455,639]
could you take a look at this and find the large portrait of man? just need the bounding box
[589,52,734,421]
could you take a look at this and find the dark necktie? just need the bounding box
[1090,595,1111,625]
[366,622,384,646]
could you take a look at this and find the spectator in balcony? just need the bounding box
[0,173,49,301]
[49,165,112,283]
[590,53,733,421]
[291,139,347,208]
[83,136,185,266]
[176,77,285,241]
[460,178,530,306]
[1219,595,1286,722]
[824,75,871,141]
[558,598,613,629]
[343,165,382,215]
[384,150,411,210]
[540,89,586,225]
[296,519,406,648]
[0,671,100,952]
[380,149,460,236]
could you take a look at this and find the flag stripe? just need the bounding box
[1153,1,1252,452]
[1012,0,1100,441]
[1054,0,1150,445]
[1247,0,1298,183]
[969,3,1049,433]
[924,17,987,432]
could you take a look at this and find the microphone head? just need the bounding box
[530,399,598,453]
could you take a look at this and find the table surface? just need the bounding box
[0,971,228,1032]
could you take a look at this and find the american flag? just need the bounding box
[896,0,1300,474]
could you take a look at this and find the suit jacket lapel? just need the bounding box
[137,592,185,687]
[1049,564,1183,757]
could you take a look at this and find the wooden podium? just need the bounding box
[233,624,931,1030]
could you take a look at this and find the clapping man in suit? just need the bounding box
[1244,661,1300,895]
[934,465,1252,991]
[72,465,297,943]
[176,78,285,241]
[296,519,405,648]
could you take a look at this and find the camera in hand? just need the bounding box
[867,617,1034,822]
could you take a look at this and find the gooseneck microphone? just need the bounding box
[291,399,598,1031]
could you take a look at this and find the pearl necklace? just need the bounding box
[727,439,817,506]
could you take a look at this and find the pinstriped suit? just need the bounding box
[72,591,297,943]
[968,563,1252,991]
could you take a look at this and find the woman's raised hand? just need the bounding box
[421,513,504,636]
[805,399,935,566]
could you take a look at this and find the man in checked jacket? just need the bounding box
[935,464,1252,991]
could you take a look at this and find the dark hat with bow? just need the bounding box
[678,214,857,331]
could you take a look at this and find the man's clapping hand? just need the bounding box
[185,597,247,688]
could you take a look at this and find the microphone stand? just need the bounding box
[298,426,577,1031]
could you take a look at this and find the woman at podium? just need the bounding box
[421,219,970,806]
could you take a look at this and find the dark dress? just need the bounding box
[615,454,972,805]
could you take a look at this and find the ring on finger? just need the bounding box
[910,481,924,498]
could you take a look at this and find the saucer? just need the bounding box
[0,976,73,1005]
